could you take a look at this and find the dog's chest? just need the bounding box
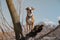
[28,18,32,21]
[27,17,32,24]
[27,14,33,24]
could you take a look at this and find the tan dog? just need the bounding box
[26,7,35,33]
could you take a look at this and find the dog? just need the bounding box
[26,7,35,33]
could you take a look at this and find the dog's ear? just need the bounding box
[31,7,34,10]
[26,7,35,10]
[26,7,29,10]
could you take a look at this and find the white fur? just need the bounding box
[27,18,32,24]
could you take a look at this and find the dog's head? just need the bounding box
[26,7,34,16]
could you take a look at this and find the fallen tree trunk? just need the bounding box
[20,25,44,40]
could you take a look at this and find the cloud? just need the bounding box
[58,16,60,20]
[44,19,55,25]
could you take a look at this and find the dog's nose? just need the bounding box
[30,10,32,13]
[30,10,31,12]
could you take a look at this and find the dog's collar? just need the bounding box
[27,13,33,18]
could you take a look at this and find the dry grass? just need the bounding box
[0,32,15,40]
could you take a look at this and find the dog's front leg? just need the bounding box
[26,24,29,33]
[32,23,34,30]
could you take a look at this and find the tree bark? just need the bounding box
[6,0,23,40]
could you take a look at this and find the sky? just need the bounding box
[0,0,60,26]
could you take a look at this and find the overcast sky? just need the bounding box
[0,0,60,25]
